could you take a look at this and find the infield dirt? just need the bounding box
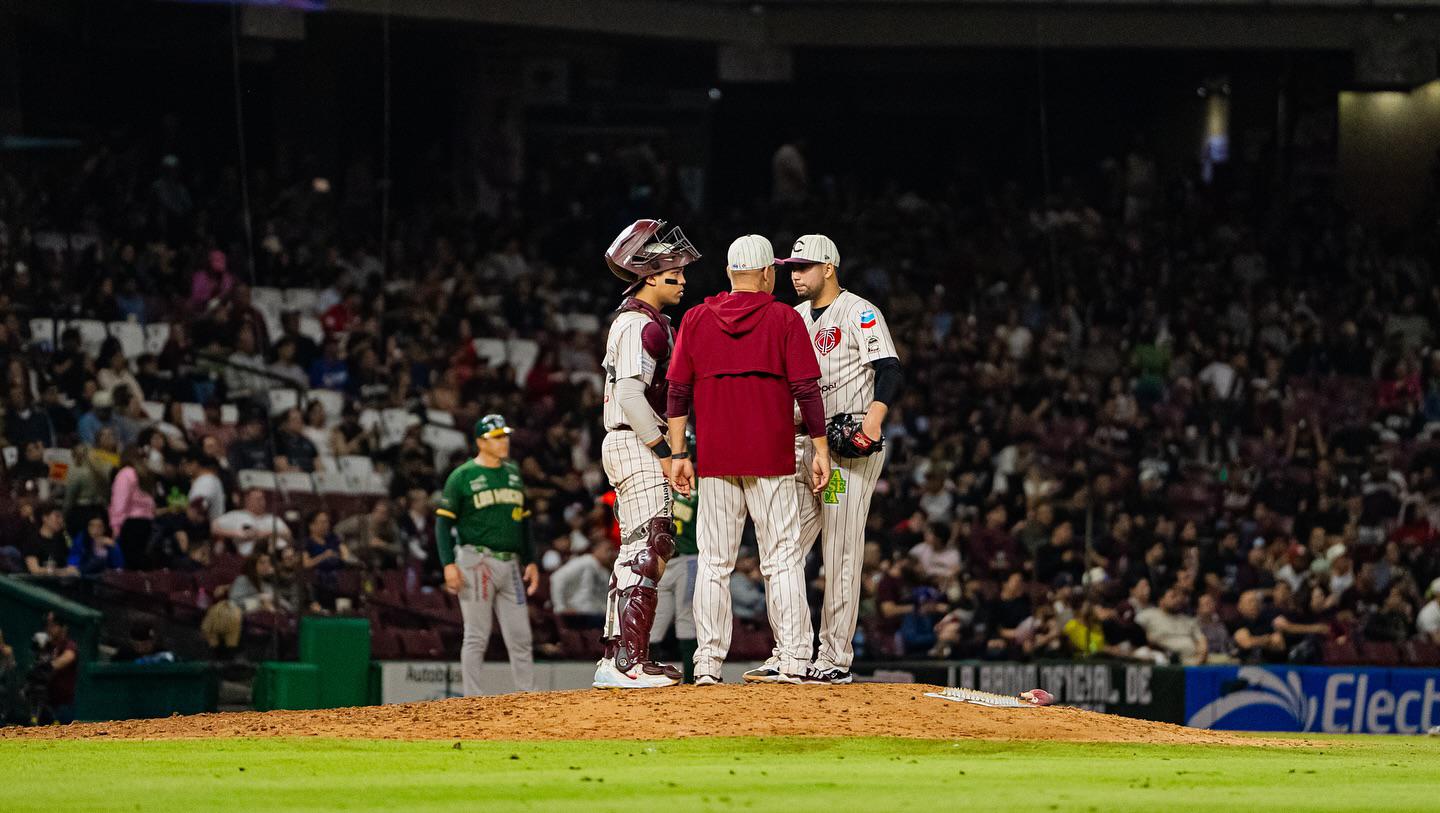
[2,683,1304,746]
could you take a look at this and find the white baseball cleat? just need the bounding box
[695,674,723,686]
[742,666,785,683]
[592,658,681,689]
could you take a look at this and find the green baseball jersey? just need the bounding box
[671,489,698,556]
[436,458,526,564]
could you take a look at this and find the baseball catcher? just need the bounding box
[593,219,698,689]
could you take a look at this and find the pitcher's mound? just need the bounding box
[2,683,1287,745]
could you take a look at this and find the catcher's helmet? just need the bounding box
[605,219,700,293]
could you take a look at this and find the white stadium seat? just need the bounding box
[306,389,345,426]
[28,318,56,349]
[268,388,300,416]
[506,338,539,385]
[144,323,171,355]
[72,319,109,357]
[473,338,507,368]
[238,470,279,491]
[108,321,146,359]
[275,471,316,494]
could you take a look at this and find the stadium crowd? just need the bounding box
[1,123,1440,679]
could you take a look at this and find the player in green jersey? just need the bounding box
[651,482,699,682]
[436,414,538,695]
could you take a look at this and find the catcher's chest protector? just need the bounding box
[618,297,674,418]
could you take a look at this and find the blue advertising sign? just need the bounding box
[1185,665,1440,734]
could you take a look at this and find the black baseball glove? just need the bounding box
[826,413,884,458]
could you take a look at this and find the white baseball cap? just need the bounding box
[727,235,776,272]
[777,233,840,267]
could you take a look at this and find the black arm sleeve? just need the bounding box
[870,357,904,407]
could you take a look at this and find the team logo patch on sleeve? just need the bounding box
[814,327,842,355]
[859,310,877,329]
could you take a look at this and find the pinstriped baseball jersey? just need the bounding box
[603,311,660,431]
[796,290,897,417]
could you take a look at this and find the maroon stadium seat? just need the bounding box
[1403,640,1440,666]
[728,619,775,660]
[1323,640,1362,665]
[370,627,403,660]
[400,629,445,659]
[1360,641,1401,666]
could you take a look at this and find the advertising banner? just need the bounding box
[1185,665,1440,734]
[852,660,1186,723]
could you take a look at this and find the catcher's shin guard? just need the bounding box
[616,584,659,672]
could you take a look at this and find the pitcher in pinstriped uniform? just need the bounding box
[750,234,902,685]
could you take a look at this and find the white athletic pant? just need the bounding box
[455,546,534,695]
[600,430,672,641]
[692,474,813,676]
[652,553,697,641]
[795,437,886,671]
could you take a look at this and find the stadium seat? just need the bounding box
[337,455,376,477]
[569,371,603,393]
[728,619,776,660]
[421,424,467,469]
[379,408,420,448]
[563,313,601,334]
[1402,640,1440,666]
[1323,640,1362,665]
[239,470,280,493]
[506,338,539,384]
[28,318,57,349]
[307,389,345,424]
[72,319,110,356]
[141,400,165,421]
[332,569,363,600]
[108,321,146,359]
[473,338,507,369]
[425,409,455,427]
[371,626,403,660]
[144,322,170,354]
[268,388,300,416]
[399,629,445,660]
[221,404,239,425]
[284,288,319,313]
[298,314,324,344]
[1360,641,1401,666]
[180,402,207,427]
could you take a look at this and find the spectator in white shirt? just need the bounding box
[550,540,615,626]
[909,522,961,587]
[182,451,226,522]
[1419,578,1440,644]
[212,488,292,556]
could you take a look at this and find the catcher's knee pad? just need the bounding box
[646,516,677,561]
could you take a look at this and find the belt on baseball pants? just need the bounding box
[464,546,516,562]
[609,424,664,434]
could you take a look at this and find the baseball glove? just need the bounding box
[826,413,883,458]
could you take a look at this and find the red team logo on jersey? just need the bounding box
[814,327,842,355]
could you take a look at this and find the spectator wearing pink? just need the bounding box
[109,446,157,570]
[189,249,236,311]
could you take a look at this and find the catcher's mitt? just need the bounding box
[826,413,883,458]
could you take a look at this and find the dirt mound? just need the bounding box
[1,684,1293,746]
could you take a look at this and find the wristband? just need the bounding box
[652,439,672,458]
[671,451,690,460]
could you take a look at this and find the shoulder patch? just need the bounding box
[859,309,877,329]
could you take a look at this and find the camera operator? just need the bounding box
[25,613,78,725]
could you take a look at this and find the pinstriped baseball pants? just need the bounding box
[692,474,813,677]
[796,439,887,671]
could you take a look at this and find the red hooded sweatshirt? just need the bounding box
[668,290,825,477]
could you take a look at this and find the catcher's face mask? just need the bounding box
[606,219,701,292]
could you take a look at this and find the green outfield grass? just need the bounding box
[2,735,1437,812]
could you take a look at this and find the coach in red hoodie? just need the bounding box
[666,234,830,684]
